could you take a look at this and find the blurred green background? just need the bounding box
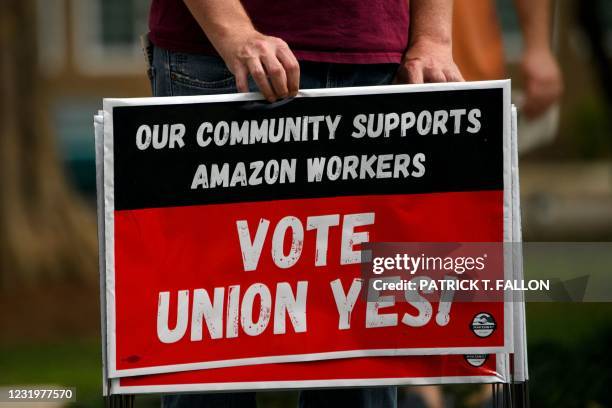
[3,302,611,407]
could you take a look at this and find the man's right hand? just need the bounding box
[183,0,300,102]
[217,30,300,102]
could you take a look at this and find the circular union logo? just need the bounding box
[470,312,496,338]
[464,354,488,367]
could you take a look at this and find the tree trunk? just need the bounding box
[0,0,98,289]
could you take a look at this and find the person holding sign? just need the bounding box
[146,1,463,407]
[147,0,463,101]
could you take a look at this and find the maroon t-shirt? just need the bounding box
[149,0,410,64]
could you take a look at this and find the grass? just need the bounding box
[0,339,106,407]
[1,287,611,407]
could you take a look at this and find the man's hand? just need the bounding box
[217,30,300,102]
[520,48,563,118]
[399,0,464,84]
[395,39,463,84]
[183,0,300,102]
[513,0,563,119]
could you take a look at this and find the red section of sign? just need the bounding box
[114,191,503,373]
[119,354,500,387]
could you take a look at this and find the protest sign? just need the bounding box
[96,108,522,396]
[95,112,510,395]
[95,113,516,396]
[99,82,513,378]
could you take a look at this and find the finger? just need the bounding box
[262,54,289,99]
[522,98,546,119]
[392,65,409,84]
[233,63,250,93]
[423,67,446,83]
[277,48,300,96]
[524,82,557,118]
[523,93,551,119]
[443,67,464,82]
[404,61,424,84]
[391,66,404,84]
[247,58,276,102]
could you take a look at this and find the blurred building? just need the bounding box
[36,0,151,195]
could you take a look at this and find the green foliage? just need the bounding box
[565,96,612,159]
[529,325,612,407]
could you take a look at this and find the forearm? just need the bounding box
[183,0,255,57]
[514,0,562,118]
[182,0,300,100]
[514,0,553,52]
[396,0,462,83]
[409,0,454,46]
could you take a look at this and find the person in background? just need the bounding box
[453,0,563,119]
[400,1,562,407]
[147,0,463,407]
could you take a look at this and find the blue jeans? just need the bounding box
[148,45,398,97]
[148,44,398,408]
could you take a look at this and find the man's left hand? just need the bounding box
[395,39,464,84]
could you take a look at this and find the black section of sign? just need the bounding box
[112,89,504,210]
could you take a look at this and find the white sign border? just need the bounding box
[110,364,508,395]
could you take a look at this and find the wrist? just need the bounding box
[404,36,452,61]
[207,21,258,48]
[212,25,261,62]
[409,34,452,50]
[522,35,553,56]
[521,46,556,66]
[406,36,452,59]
